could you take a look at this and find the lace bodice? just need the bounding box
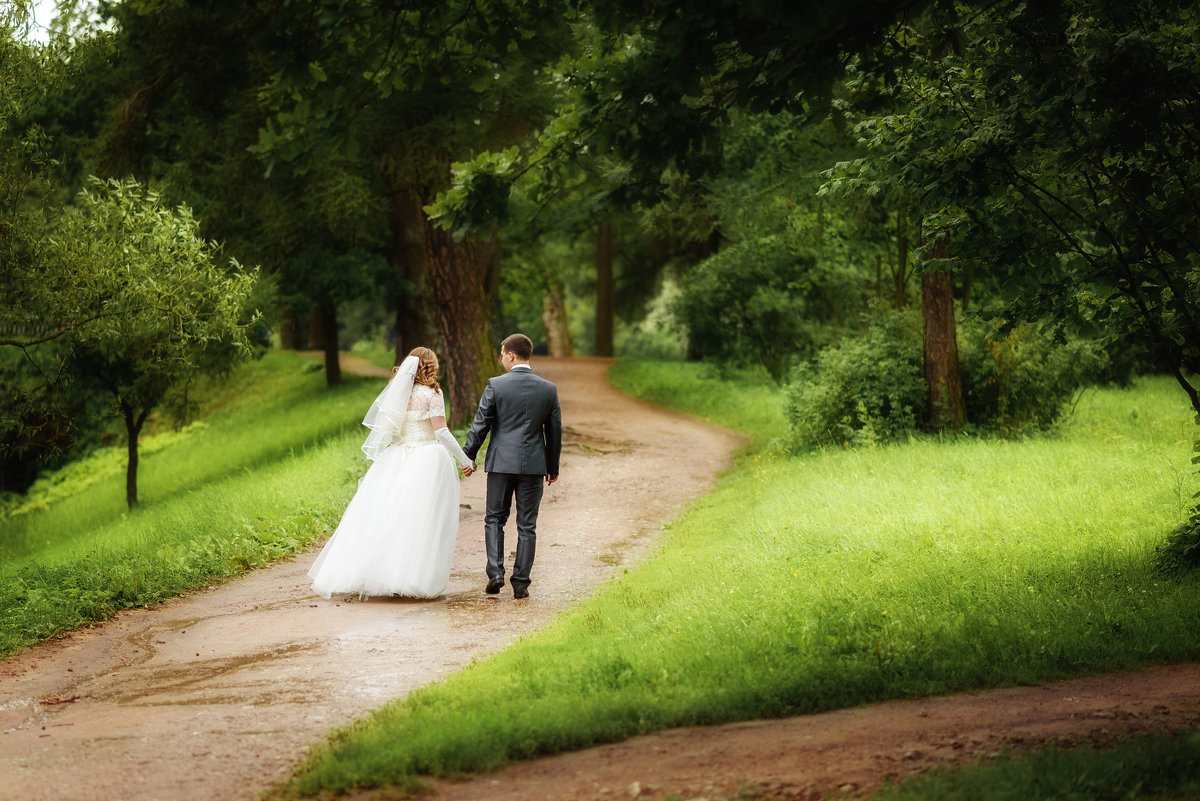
[396,384,446,444]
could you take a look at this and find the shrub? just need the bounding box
[959,319,1107,438]
[788,307,1107,448]
[1156,509,1200,575]
[786,306,926,447]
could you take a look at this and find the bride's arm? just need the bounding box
[430,414,472,468]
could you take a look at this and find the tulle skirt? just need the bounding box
[308,441,460,599]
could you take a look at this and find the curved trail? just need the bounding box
[4,357,1198,801]
[417,663,1200,801]
[0,357,744,801]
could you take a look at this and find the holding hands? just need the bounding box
[461,461,478,478]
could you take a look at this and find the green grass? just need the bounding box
[869,729,1200,801]
[0,350,384,655]
[0,351,375,561]
[349,338,398,370]
[608,359,786,449]
[284,366,1200,797]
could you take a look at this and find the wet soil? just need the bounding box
[3,355,1198,801]
[0,356,743,800]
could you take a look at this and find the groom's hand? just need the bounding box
[546,474,558,485]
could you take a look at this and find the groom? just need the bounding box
[463,333,562,599]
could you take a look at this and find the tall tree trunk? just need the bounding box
[307,308,324,350]
[390,188,437,362]
[122,404,149,509]
[320,300,341,387]
[894,203,909,310]
[423,218,495,427]
[595,218,614,357]
[278,307,298,350]
[542,282,573,357]
[921,238,965,430]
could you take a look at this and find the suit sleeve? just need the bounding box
[544,389,562,475]
[463,380,495,461]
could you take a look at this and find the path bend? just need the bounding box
[0,356,744,801]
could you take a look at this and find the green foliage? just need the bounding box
[958,321,1108,439]
[871,729,1200,801]
[787,306,925,448]
[787,308,1107,448]
[0,341,94,493]
[824,0,1200,417]
[0,24,119,489]
[45,176,259,369]
[426,147,520,239]
[674,235,850,382]
[1155,509,1200,576]
[286,370,1199,796]
[26,176,261,504]
[614,279,688,360]
[565,1,911,198]
[286,246,387,310]
[657,111,899,379]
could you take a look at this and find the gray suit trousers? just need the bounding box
[484,471,544,591]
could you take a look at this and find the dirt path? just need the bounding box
[3,356,1198,801]
[415,663,1200,801]
[0,356,744,801]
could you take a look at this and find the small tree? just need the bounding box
[45,177,259,507]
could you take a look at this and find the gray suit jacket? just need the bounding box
[464,365,562,475]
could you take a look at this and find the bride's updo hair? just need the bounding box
[404,346,440,391]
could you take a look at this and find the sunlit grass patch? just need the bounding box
[0,430,365,655]
[286,370,1200,796]
[0,351,376,561]
[0,350,383,655]
[608,359,785,449]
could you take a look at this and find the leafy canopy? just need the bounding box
[822,0,1200,414]
[42,176,260,422]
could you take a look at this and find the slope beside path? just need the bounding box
[0,356,745,801]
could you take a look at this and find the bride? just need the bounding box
[308,347,475,599]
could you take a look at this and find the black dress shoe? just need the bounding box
[485,577,504,595]
[513,587,529,600]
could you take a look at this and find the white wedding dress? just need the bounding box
[308,368,470,599]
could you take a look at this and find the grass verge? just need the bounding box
[283,364,1200,797]
[608,360,786,450]
[868,728,1200,801]
[0,351,376,561]
[0,350,383,656]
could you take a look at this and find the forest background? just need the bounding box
[3,1,1200,797]
[4,0,1200,510]
[3,0,1199,503]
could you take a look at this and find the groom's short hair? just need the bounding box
[501,333,533,360]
